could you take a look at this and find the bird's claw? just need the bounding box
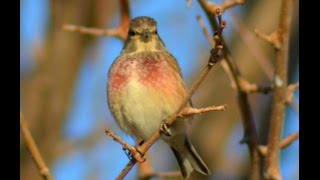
[160,120,172,136]
[122,146,145,163]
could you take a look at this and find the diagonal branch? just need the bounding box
[105,129,145,163]
[239,78,273,94]
[62,0,130,41]
[20,112,53,180]
[114,9,226,180]
[258,132,299,156]
[254,29,282,50]
[198,0,261,179]
[180,105,227,117]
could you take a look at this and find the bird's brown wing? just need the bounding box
[165,52,194,108]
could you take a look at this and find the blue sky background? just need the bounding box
[20,0,299,179]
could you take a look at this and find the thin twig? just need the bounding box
[198,0,261,179]
[62,0,130,41]
[254,29,281,50]
[239,78,273,94]
[258,132,299,156]
[105,129,145,163]
[203,0,244,14]
[115,9,226,180]
[286,82,299,104]
[228,10,274,80]
[62,25,120,37]
[196,16,237,90]
[264,0,294,179]
[20,112,54,180]
[180,105,227,117]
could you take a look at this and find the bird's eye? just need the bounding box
[155,30,158,35]
[128,30,135,36]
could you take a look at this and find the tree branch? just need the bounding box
[286,82,299,104]
[179,105,227,117]
[258,132,299,156]
[202,0,245,14]
[196,15,238,91]
[105,129,146,163]
[254,29,282,50]
[20,112,53,180]
[239,78,273,94]
[198,0,261,179]
[62,0,130,41]
[264,0,294,179]
[114,9,226,180]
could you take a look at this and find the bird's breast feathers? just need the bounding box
[108,53,187,139]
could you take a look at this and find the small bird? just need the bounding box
[107,16,210,179]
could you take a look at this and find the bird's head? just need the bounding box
[122,16,166,54]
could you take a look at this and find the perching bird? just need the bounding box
[107,16,210,179]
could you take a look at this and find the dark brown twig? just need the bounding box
[264,0,294,179]
[115,9,225,180]
[62,0,130,41]
[258,132,299,156]
[20,112,54,180]
[198,0,261,179]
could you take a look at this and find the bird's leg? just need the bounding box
[123,147,133,160]
[122,145,146,163]
[160,120,172,136]
[134,139,145,160]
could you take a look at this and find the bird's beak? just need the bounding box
[141,30,151,42]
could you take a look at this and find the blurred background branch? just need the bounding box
[264,0,294,179]
[20,112,53,180]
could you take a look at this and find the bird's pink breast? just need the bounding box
[109,57,178,92]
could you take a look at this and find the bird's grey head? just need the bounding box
[121,16,166,54]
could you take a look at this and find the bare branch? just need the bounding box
[286,82,299,104]
[239,78,273,94]
[198,0,261,179]
[220,0,245,12]
[259,132,299,156]
[196,15,215,47]
[62,25,121,38]
[180,105,227,117]
[200,0,244,14]
[20,112,53,180]
[264,0,294,179]
[228,11,274,80]
[62,0,130,41]
[115,9,226,180]
[196,15,237,90]
[105,129,145,163]
[254,29,281,50]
